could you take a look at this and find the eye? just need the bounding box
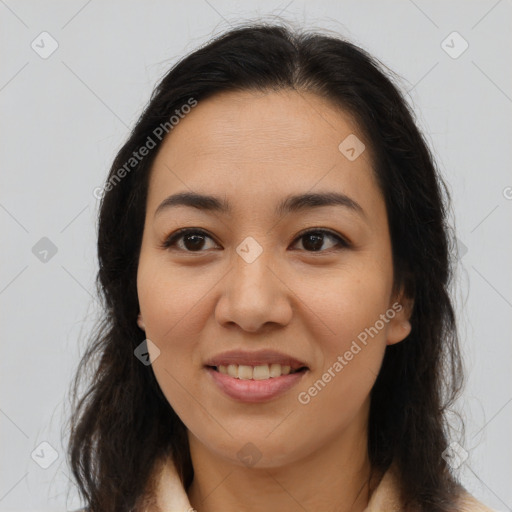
[161,228,350,253]
[161,228,218,252]
[291,229,350,252]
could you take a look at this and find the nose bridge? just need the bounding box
[231,235,276,300]
[215,235,292,331]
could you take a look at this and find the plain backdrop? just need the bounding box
[1,1,511,511]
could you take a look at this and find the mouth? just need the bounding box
[206,363,308,380]
[205,363,309,403]
[203,349,310,402]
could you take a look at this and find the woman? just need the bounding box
[67,22,495,511]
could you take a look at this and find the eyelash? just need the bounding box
[160,228,351,253]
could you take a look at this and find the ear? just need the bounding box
[386,288,414,346]
[137,313,146,331]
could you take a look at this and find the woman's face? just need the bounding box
[137,89,411,468]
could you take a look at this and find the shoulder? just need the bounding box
[456,490,497,512]
[365,464,497,512]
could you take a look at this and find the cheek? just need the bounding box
[295,264,392,406]
[137,257,212,343]
[306,262,393,353]
[294,277,391,436]
[136,253,230,402]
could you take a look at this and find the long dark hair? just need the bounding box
[66,21,464,511]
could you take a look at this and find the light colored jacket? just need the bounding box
[149,458,496,512]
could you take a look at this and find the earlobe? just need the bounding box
[387,316,412,346]
[386,293,414,346]
[137,313,146,331]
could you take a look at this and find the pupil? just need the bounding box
[304,233,323,251]
[185,234,205,251]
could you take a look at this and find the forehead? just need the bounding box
[147,89,379,218]
[153,89,370,162]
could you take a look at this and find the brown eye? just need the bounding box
[162,229,218,252]
[292,229,349,252]
[162,228,349,253]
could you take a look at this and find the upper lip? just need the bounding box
[204,349,309,371]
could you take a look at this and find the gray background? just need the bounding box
[1,1,511,510]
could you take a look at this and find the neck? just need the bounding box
[186,418,376,512]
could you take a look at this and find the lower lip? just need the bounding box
[205,367,308,403]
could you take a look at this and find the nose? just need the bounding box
[214,248,293,333]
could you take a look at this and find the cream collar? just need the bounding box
[151,458,397,511]
[150,458,494,512]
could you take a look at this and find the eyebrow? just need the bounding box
[154,191,366,220]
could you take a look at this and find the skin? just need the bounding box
[136,89,413,512]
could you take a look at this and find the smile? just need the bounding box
[211,363,306,380]
[205,365,308,403]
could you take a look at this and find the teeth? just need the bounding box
[253,365,269,380]
[238,365,253,380]
[216,363,297,380]
[269,363,284,377]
